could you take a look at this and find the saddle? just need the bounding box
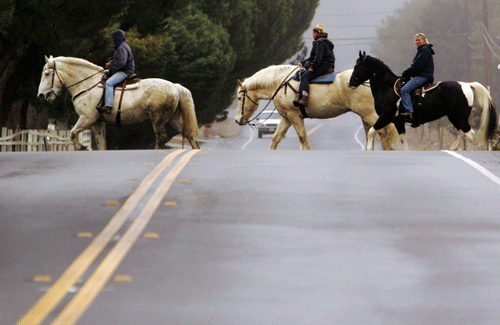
[394,78,440,127]
[287,68,341,119]
[394,78,440,97]
[100,71,140,88]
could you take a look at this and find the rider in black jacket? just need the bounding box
[294,24,335,107]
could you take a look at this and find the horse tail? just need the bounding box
[469,82,498,145]
[174,83,200,149]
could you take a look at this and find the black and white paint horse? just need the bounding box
[348,51,498,150]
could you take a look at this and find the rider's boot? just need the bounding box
[297,91,309,107]
[97,106,112,114]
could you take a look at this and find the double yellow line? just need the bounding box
[17,149,199,325]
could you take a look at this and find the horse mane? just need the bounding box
[244,65,296,90]
[54,56,103,72]
[365,55,399,79]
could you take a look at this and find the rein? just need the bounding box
[239,66,299,126]
[49,61,105,99]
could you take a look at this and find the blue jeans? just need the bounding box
[299,67,327,95]
[104,71,127,107]
[401,76,428,113]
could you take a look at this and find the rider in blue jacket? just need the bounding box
[97,29,135,114]
[400,33,434,125]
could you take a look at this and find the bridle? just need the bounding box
[46,60,104,99]
[238,88,260,123]
[349,63,371,88]
[238,66,299,125]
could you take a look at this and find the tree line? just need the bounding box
[0,0,318,146]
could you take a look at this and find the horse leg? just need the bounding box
[366,127,377,150]
[150,112,170,149]
[400,132,409,151]
[358,112,398,150]
[270,117,292,150]
[373,114,399,151]
[70,116,95,150]
[288,113,310,150]
[450,128,475,151]
[392,115,408,150]
[464,129,475,150]
[450,130,465,150]
[90,122,106,150]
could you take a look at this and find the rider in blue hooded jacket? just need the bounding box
[97,29,135,114]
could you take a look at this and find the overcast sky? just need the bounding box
[302,0,406,70]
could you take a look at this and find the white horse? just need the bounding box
[37,56,200,150]
[235,65,399,150]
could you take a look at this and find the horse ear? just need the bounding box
[237,79,244,90]
[362,51,366,58]
[45,55,49,63]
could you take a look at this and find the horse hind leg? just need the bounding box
[450,129,475,150]
[90,122,106,150]
[150,112,170,149]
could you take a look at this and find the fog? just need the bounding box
[303,0,406,70]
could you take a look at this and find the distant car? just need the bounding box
[257,110,283,138]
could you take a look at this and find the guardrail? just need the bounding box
[0,127,91,152]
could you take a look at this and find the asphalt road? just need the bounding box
[2,138,500,325]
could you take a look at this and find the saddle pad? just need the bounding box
[98,83,140,90]
[292,70,342,84]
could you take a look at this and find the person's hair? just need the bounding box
[414,33,428,42]
[313,24,325,34]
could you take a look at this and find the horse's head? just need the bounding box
[38,55,62,102]
[235,79,260,126]
[348,51,370,89]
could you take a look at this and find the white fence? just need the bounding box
[0,127,91,152]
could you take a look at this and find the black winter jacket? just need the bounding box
[109,30,135,77]
[301,33,335,71]
[402,43,434,80]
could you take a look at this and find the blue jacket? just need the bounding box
[109,30,135,77]
[402,43,434,80]
[301,33,335,71]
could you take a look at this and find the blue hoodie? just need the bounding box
[402,43,434,80]
[109,30,135,77]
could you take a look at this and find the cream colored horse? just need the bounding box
[235,65,398,150]
[38,56,199,150]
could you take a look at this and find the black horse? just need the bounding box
[348,51,498,150]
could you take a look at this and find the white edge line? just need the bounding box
[443,150,500,187]
[241,126,254,150]
[355,126,365,151]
